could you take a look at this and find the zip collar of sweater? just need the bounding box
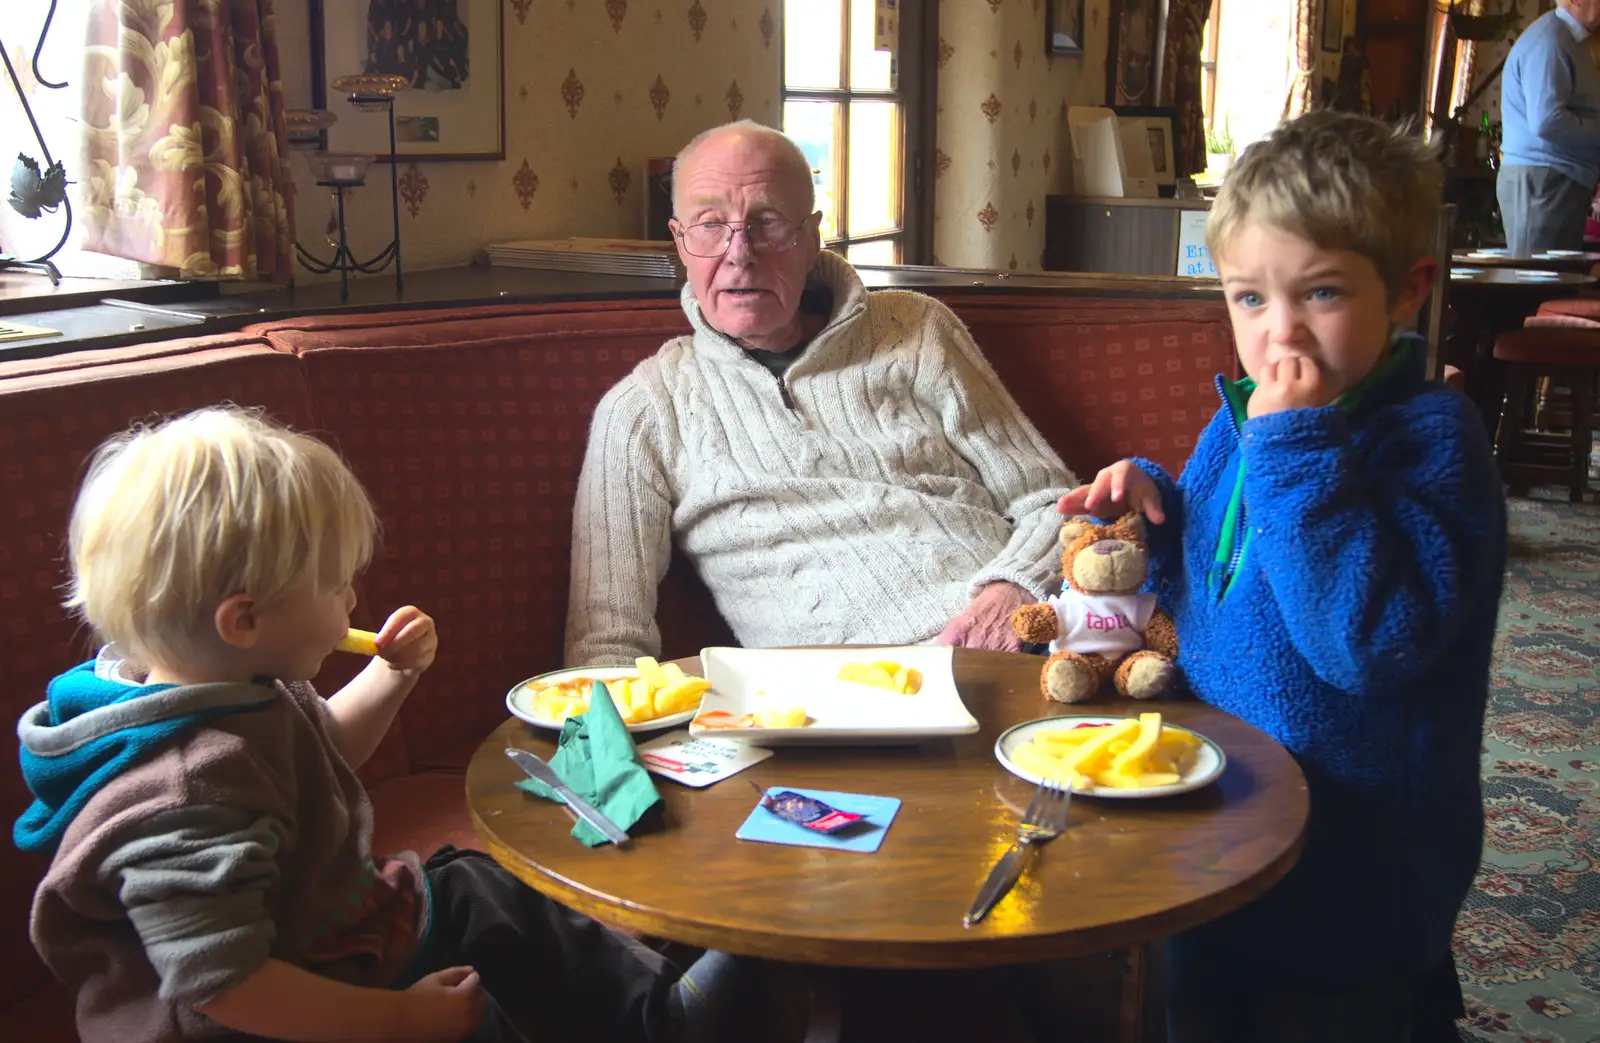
[679,249,871,381]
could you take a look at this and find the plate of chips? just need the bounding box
[995,713,1226,798]
[688,645,976,744]
[506,659,709,733]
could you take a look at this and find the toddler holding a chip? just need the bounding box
[14,406,731,1043]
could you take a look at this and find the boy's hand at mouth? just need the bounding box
[1249,356,1330,418]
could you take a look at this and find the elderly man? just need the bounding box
[565,120,1075,666]
[1498,0,1600,255]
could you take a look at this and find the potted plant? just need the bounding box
[1206,119,1236,178]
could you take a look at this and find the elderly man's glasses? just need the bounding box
[673,215,806,257]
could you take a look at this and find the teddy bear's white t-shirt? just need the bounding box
[1047,591,1158,657]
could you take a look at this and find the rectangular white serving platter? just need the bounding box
[690,645,978,745]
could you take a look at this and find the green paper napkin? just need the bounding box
[515,680,662,846]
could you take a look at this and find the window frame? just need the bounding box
[1200,0,1223,130]
[780,0,931,265]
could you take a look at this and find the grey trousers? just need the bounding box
[1497,163,1595,256]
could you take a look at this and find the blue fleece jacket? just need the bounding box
[14,656,277,854]
[1139,339,1506,983]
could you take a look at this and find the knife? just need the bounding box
[505,747,631,846]
[964,841,1040,927]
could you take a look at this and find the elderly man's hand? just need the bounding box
[936,581,1035,652]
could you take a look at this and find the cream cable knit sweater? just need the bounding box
[565,251,1076,666]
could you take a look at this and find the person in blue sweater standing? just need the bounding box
[1062,110,1507,1042]
[1498,0,1600,255]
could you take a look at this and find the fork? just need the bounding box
[963,779,1073,927]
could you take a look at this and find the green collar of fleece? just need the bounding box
[1209,338,1415,597]
[1220,336,1415,425]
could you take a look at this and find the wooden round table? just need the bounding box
[1445,268,1599,434]
[1452,250,1600,275]
[467,649,1308,969]
[1448,267,1599,288]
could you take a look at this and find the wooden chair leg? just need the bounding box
[1495,364,1534,493]
[801,968,841,1043]
[1570,367,1595,503]
[1535,375,1553,430]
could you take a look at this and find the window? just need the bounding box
[1201,0,1223,129]
[1198,0,1296,156]
[0,1,148,286]
[782,0,905,265]
[1424,5,1483,139]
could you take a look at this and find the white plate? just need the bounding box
[690,645,977,744]
[1450,268,1483,277]
[1539,250,1585,257]
[1511,270,1563,280]
[505,667,699,733]
[994,714,1226,798]
[1467,248,1509,256]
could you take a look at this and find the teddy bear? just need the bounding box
[1009,513,1178,703]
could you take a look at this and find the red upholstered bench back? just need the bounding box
[939,294,1234,480]
[0,290,1234,1034]
[255,294,1235,776]
[0,336,318,1022]
[249,302,738,778]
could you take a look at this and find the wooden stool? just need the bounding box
[1536,296,1600,321]
[1492,328,1599,501]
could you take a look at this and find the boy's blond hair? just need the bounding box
[1206,109,1442,296]
[66,406,377,666]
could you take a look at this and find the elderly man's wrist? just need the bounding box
[977,579,1035,603]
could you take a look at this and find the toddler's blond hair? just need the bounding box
[66,406,377,666]
[1207,109,1442,297]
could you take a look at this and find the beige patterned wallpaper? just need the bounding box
[933,0,1112,272]
[1462,0,1545,125]
[276,0,781,277]
[4,1,1110,283]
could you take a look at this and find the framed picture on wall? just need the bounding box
[1321,0,1345,53]
[310,0,505,162]
[1112,106,1178,192]
[1105,0,1160,106]
[1047,0,1086,57]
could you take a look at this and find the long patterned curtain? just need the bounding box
[1284,0,1320,119]
[79,0,294,280]
[1453,37,1477,116]
[1159,0,1212,177]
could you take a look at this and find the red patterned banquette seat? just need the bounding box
[0,289,1233,1037]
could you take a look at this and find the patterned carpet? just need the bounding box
[1457,493,1600,1042]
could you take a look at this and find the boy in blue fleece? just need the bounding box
[16,407,729,1043]
[1062,110,1506,1041]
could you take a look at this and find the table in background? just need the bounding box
[468,649,1308,969]
[1445,268,1598,431]
[1452,250,1600,275]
